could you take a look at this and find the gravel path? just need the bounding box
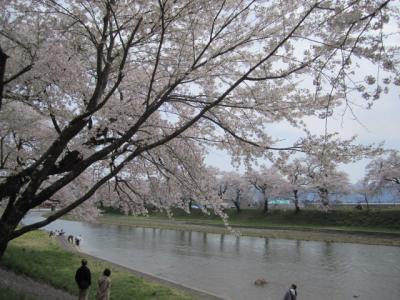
[0,266,75,300]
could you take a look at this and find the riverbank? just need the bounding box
[57,236,224,300]
[0,230,220,300]
[92,208,400,246]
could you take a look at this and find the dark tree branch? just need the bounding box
[0,47,9,111]
[3,64,33,85]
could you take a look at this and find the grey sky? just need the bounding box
[205,86,399,183]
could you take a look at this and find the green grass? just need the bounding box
[1,231,195,300]
[0,288,35,300]
[101,207,400,232]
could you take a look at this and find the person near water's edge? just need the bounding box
[75,234,82,246]
[283,284,297,300]
[75,259,91,300]
[68,234,74,243]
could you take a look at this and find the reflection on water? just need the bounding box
[23,212,400,300]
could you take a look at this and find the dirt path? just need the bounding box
[0,266,75,300]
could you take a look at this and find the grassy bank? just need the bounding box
[1,230,195,300]
[101,207,400,232]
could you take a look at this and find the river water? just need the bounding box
[23,212,400,300]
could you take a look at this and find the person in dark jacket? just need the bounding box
[283,284,297,300]
[75,259,91,300]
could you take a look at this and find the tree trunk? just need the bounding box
[263,196,269,214]
[0,240,8,258]
[232,200,241,213]
[188,198,193,213]
[364,193,370,210]
[0,203,26,258]
[318,187,329,211]
[232,190,241,213]
[293,189,300,213]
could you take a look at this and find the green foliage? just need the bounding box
[1,231,194,300]
[99,206,125,215]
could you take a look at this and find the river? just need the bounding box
[23,212,400,300]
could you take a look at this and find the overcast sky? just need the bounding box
[205,86,399,183]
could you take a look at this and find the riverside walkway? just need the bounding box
[0,266,75,300]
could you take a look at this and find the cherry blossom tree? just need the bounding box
[95,140,220,215]
[0,0,398,257]
[363,150,400,196]
[275,159,311,213]
[276,133,380,209]
[245,167,287,213]
[278,156,350,210]
[353,180,371,209]
[215,171,249,213]
[306,161,351,209]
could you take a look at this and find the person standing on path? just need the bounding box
[75,259,91,300]
[283,284,297,300]
[95,268,112,300]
